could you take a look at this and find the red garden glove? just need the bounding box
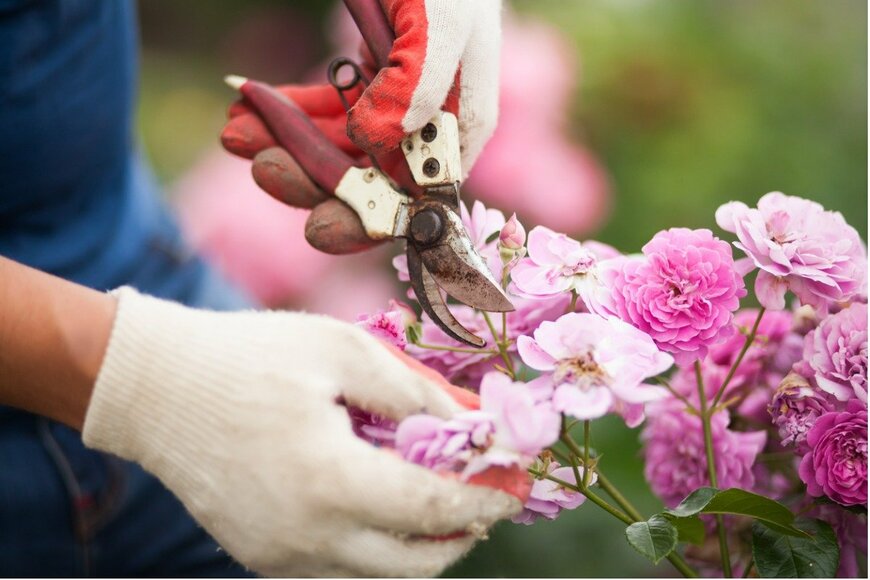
[221,0,503,255]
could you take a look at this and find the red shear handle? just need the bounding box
[235,78,357,193]
[343,0,394,70]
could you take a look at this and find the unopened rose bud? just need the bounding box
[498,213,526,251]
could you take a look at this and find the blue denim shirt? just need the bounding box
[0,0,244,306]
[0,3,253,573]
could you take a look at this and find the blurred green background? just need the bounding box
[137,0,867,576]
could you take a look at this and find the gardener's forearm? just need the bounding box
[0,256,116,430]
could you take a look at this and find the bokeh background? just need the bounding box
[136,0,867,576]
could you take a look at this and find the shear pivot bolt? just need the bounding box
[410,209,443,246]
[422,157,440,177]
[421,123,438,143]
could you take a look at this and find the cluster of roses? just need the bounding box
[353,192,867,573]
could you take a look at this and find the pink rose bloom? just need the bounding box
[409,294,569,389]
[798,399,867,507]
[518,313,672,427]
[642,400,767,507]
[600,228,747,366]
[511,461,594,525]
[716,192,867,312]
[769,373,837,453]
[511,226,620,308]
[395,373,560,479]
[795,303,867,404]
[465,373,561,477]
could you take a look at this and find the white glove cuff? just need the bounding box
[82,288,243,487]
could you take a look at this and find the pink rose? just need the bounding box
[716,192,867,312]
[798,399,867,507]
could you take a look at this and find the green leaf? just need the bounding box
[485,231,500,244]
[664,514,705,546]
[665,488,810,538]
[752,518,839,578]
[625,514,678,564]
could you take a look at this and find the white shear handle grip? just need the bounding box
[401,112,463,187]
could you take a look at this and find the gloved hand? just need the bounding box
[221,0,503,255]
[83,288,520,577]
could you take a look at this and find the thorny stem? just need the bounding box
[582,420,592,488]
[482,311,515,379]
[695,361,733,577]
[656,376,699,414]
[501,311,507,344]
[527,467,633,525]
[561,417,585,490]
[710,308,766,408]
[596,473,644,523]
[553,428,698,578]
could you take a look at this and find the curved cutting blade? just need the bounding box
[418,206,515,313]
[407,244,486,348]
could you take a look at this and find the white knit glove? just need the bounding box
[82,288,520,577]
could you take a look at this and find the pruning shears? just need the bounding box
[226,0,513,347]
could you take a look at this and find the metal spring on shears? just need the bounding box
[327,57,383,173]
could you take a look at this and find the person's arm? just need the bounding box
[0,255,519,576]
[0,256,115,429]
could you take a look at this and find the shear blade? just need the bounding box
[407,244,486,348]
[419,208,515,313]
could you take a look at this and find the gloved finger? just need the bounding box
[230,82,362,119]
[221,111,360,160]
[334,527,477,577]
[382,343,481,410]
[346,0,474,156]
[334,435,521,536]
[304,199,380,254]
[251,147,328,209]
[454,0,502,171]
[338,331,464,420]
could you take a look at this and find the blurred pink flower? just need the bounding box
[517,312,672,426]
[511,226,620,306]
[173,149,396,316]
[811,503,868,578]
[173,150,331,306]
[643,399,767,507]
[512,461,593,525]
[795,303,867,404]
[716,192,867,312]
[467,16,610,235]
[599,228,747,366]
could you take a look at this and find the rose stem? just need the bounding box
[695,360,733,577]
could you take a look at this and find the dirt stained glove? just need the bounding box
[221,0,503,255]
[83,288,520,577]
